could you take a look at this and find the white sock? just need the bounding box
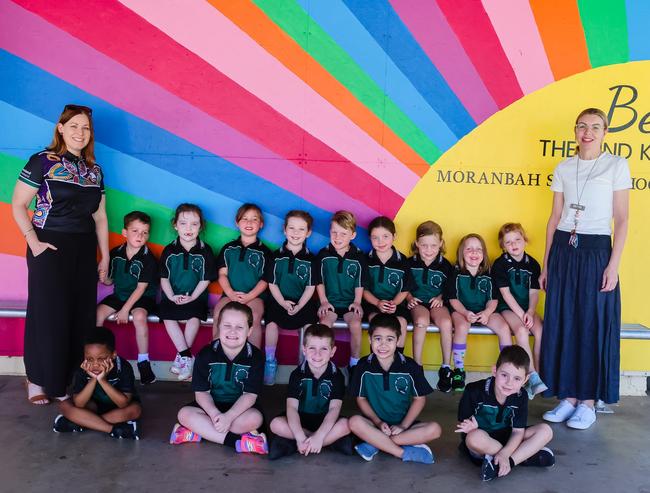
[137,353,149,363]
[350,357,359,367]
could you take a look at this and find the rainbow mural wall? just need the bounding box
[1,0,649,331]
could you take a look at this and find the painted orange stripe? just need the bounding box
[208,0,429,176]
[529,0,591,80]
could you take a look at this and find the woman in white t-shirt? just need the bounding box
[539,108,631,430]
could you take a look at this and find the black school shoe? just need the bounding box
[268,436,298,460]
[110,420,140,440]
[481,455,499,482]
[53,415,83,433]
[520,447,555,468]
[137,360,156,385]
[329,435,355,455]
[437,366,453,392]
[451,368,466,392]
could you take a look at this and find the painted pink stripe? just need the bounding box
[0,2,385,222]
[389,0,498,124]
[0,254,27,302]
[119,0,419,197]
[481,0,554,94]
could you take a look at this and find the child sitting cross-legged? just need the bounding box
[348,313,441,464]
[53,327,141,439]
[169,301,268,454]
[456,345,555,482]
[269,323,353,459]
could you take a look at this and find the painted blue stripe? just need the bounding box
[625,0,650,61]
[342,0,475,138]
[0,49,372,248]
[297,0,457,151]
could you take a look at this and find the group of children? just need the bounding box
[52,202,556,480]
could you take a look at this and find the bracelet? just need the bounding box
[23,228,35,237]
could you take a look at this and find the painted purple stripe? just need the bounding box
[388,0,498,124]
[0,1,381,223]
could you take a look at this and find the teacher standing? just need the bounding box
[539,108,631,430]
[11,104,109,403]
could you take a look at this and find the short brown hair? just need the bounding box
[456,233,490,275]
[497,223,528,250]
[368,216,395,235]
[236,203,263,224]
[172,203,206,232]
[496,345,530,374]
[123,211,151,229]
[217,301,253,328]
[303,324,335,346]
[48,105,96,164]
[331,210,356,232]
[368,313,400,337]
[411,220,446,255]
[284,210,313,230]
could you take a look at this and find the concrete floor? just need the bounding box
[2,376,649,493]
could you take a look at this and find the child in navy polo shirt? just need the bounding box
[97,211,158,384]
[456,346,555,481]
[349,314,441,464]
[53,327,141,439]
[269,324,353,459]
[170,302,268,454]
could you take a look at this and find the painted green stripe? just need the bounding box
[253,0,442,164]
[1,153,278,250]
[577,0,629,67]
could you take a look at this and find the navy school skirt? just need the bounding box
[540,230,621,404]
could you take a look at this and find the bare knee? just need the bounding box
[348,415,366,433]
[132,310,147,325]
[465,429,485,448]
[177,406,196,424]
[424,422,442,440]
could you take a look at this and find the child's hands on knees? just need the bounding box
[305,433,324,455]
[523,310,535,329]
[233,291,248,303]
[318,302,334,317]
[296,435,310,455]
[379,421,391,436]
[377,300,395,313]
[390,425,404,436]
[494,451,511,476]
[212,412,233,434]
[429,296,443,309]
[407,297,422,309]
[348,302,362,316]
[115,308,130,324]
[455,416,478,434]
[475,311,490,325]
[282,300,296,313]
[465,311,478,323]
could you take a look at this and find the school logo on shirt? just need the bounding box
[248,251,262,269]
[394,376,409,395]
[295,263,309,281]
[346,263,358,279]
[387,272,401,288]
[191,256,204,274]
[319,380,332,400]
[477,278,491,294]
[430,272,443,289]
[129,262,142,279]
[234,367,249,388]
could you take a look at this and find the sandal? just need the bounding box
[25,379,50,405]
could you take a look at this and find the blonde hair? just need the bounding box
[575,107,609,129]
[457,233,490,275]
[497,223,528,250]
[411,221,446,255]
[331,210,356,232]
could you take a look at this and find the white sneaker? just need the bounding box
[170,353,182,375]
[177,356,194,381]
[566,403,596,430]
[543,399,576,423]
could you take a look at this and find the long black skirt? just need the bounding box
[540,230,621,404]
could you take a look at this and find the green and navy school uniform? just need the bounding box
[99,244,158,314]
[71,356,138,413]
[158,238,217,321]
[492,253,541,313]
[315,243,367,314]
[408,253,453,303]
[217,237,272,298]
[286,360,345,431]
[263,242,318,329]
[445,267,496,313]
[458,377,528,434]
[192,340,264,407]
[349,352,433,426]
[364,247,414,319]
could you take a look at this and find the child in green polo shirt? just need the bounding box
[446,233,512,392]
[349,314,441,464]
[316,210,367,370]
[268,324,353,459]
[212,203,272,349]
[262,210,318,385]
[97,211,158,385]
[170,301,268,454]
[456,345,554,482]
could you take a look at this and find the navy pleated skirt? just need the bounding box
[540,230,621,404]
